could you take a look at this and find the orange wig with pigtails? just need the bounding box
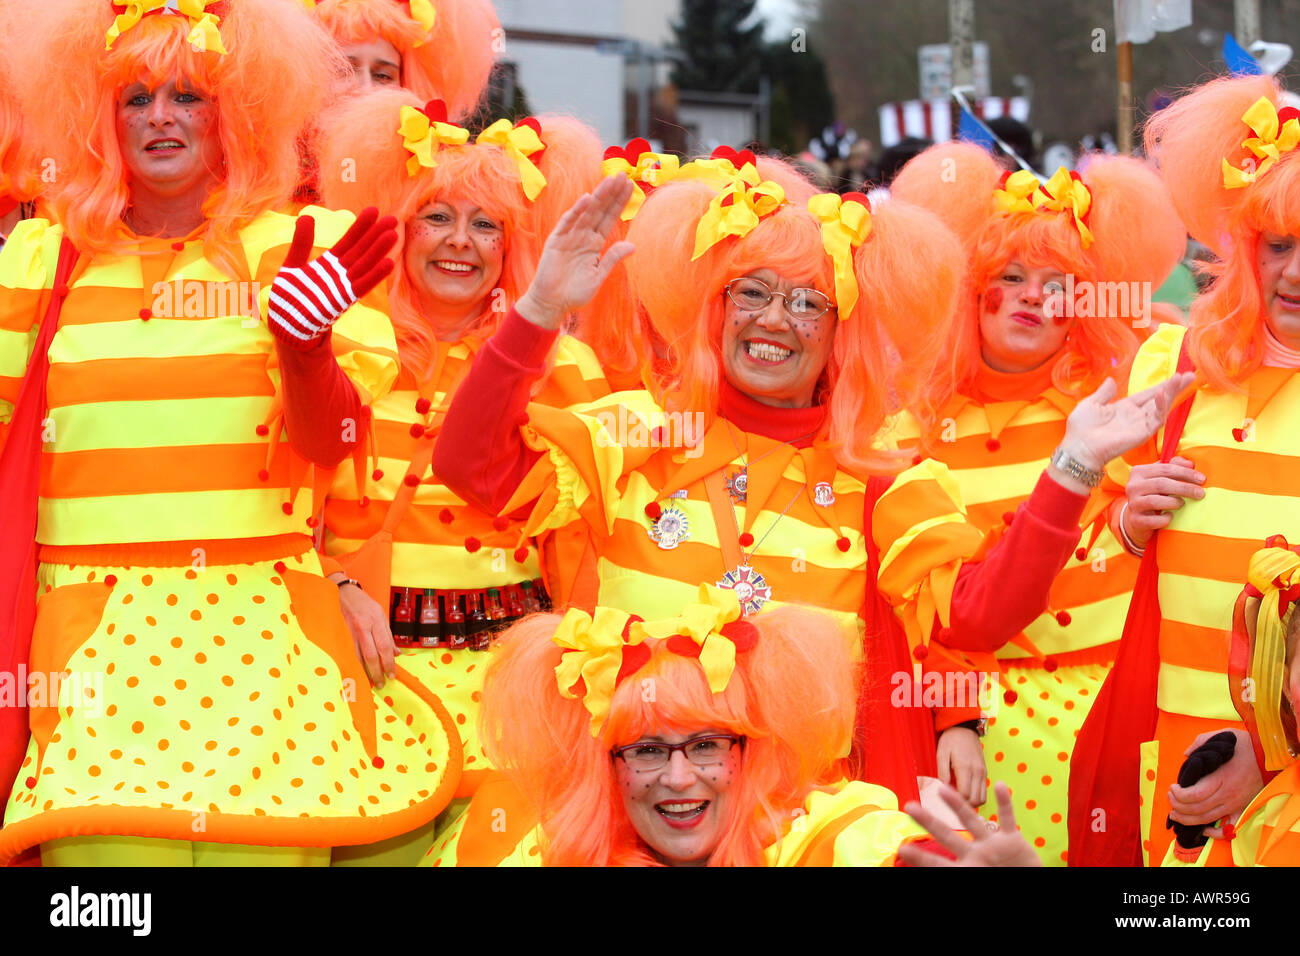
[890,142,1185,410]
[479,601,859,867]
[1145,75,1300,391]
[311,0,497,120]
[6,0,346,277]
[626,157,964,473]
[0,42,37,207]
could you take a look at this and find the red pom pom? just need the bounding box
[372,469,384,481]
[492,516,510,532]
[1002,511,1016,525]
[719,619,760,652]
[257,469,270,482]
[912,454,923,465]
[439,508,454,524]
[1004,690,1019,706]
[1043,657,1059,672]
[1075,547,1088,561]
[415,397,431,415]
[255,424,270,437]
[274,561,287,574]
[403,474,421,487]
[104,574,118,587]
[912,644,929,660]
[644,502,662,520]
[371,756,384,769]
[138,307,152,320]
[24,776,35,789]
[281,502,293,515]
[1266,534,1290,550]
[738,532,755,547]
[464,537,482,553]
[409,423,425,438]
[306,516,319,529]
[986,438,1001,452]
[359,495,370,508]
[513,546,529,563]
[1231,427,1245,442]
[836,536,851,552]
[1054,610,1072,626]
[666,634,702,658]
[171,241,186,252]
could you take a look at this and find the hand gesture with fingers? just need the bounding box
[901,781,1043,867]
[516,175,637,331]
[269,206,398,350]
[1122,456,1206,551]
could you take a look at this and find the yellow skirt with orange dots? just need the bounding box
[979,650,1114,867]
[0,536,462,865]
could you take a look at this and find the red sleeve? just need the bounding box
[944,473,1087,652]
[433,307,554,514]
[276,332,362,467]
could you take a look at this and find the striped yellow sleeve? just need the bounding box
[765,782,929,867]
[507,389,670,538]
[873,458,986,648]
[537,333,612,408]
[0,218,61,423]
[1129,321,1187,395]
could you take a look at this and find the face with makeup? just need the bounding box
[719,268,838,409]
[340,38,402,93]
[404,197,506,333]
[1256,231,1300,351]
[613,726,742,866]
[115,78,222,206]
[978,259,1073,374]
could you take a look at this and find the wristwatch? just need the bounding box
[335,577,363,591]
[1049,445,1104,488]
[956,718,987,737]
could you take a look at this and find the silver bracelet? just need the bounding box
[1117,502,1146,557]
[335,577,363,591]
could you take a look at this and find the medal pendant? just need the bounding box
[716,564,772,615]
[813,481,836,507]
[647,505,690,550]
[725,469,748,502]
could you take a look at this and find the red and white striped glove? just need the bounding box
[268,206,398,350]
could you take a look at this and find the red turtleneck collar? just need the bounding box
[718,378,827,446]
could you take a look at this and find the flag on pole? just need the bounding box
[1223,33,1264,76]
[1113,0,1192,45]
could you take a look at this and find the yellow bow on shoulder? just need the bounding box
[398,105,469,177]
[476,118,548,201]
[1241,541,1300,769]
[106,0,228,55]
[992,166,1094,249]
[633,586,746,696]
[406,0,438,46]
[553,606,645,736]
[1223,96,1300,190]
[601,151,681,221]
[692,174,786,260]
[807,192,871,319]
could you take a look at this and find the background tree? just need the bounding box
[671,0,766,92]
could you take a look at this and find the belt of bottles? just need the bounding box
[389,580,552,651]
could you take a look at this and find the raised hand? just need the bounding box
[269,206,398,350]
[516,175,636,331]
[900,781,1043,867]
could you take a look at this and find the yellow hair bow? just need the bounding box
[476,117,548,201]
[398,101,468,177]
[633,585,750,696]
[1223,96,1300,190]
[406,0,437,46]
[807,191,871,319]
[692,175,786,260]
[106,0,228,55]
[553,606,648,736]
[601,138,681,221]
[1231,537,1300,770]
[992,166,1094,249]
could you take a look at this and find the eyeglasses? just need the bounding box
[610,734,745,773]
[724,276,835,320]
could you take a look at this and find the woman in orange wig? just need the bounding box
[0,50,37,248]
[425,587,1042,866]
[888,143,1186,863]
[1070,75,1300,866]
[312,90,613,862]
[310,0,498,115]
[0,0,462,866]
[432,161,1193,808]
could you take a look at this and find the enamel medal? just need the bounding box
[717,565,772,615]
[648,506,690,550]
[725,469,748,502]
[813,481,835,507]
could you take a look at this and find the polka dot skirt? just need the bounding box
[1,553,460,861]
[397,647,490,799]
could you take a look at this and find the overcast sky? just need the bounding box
[755,0,803,36]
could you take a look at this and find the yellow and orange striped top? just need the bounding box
[0,211,397,548]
